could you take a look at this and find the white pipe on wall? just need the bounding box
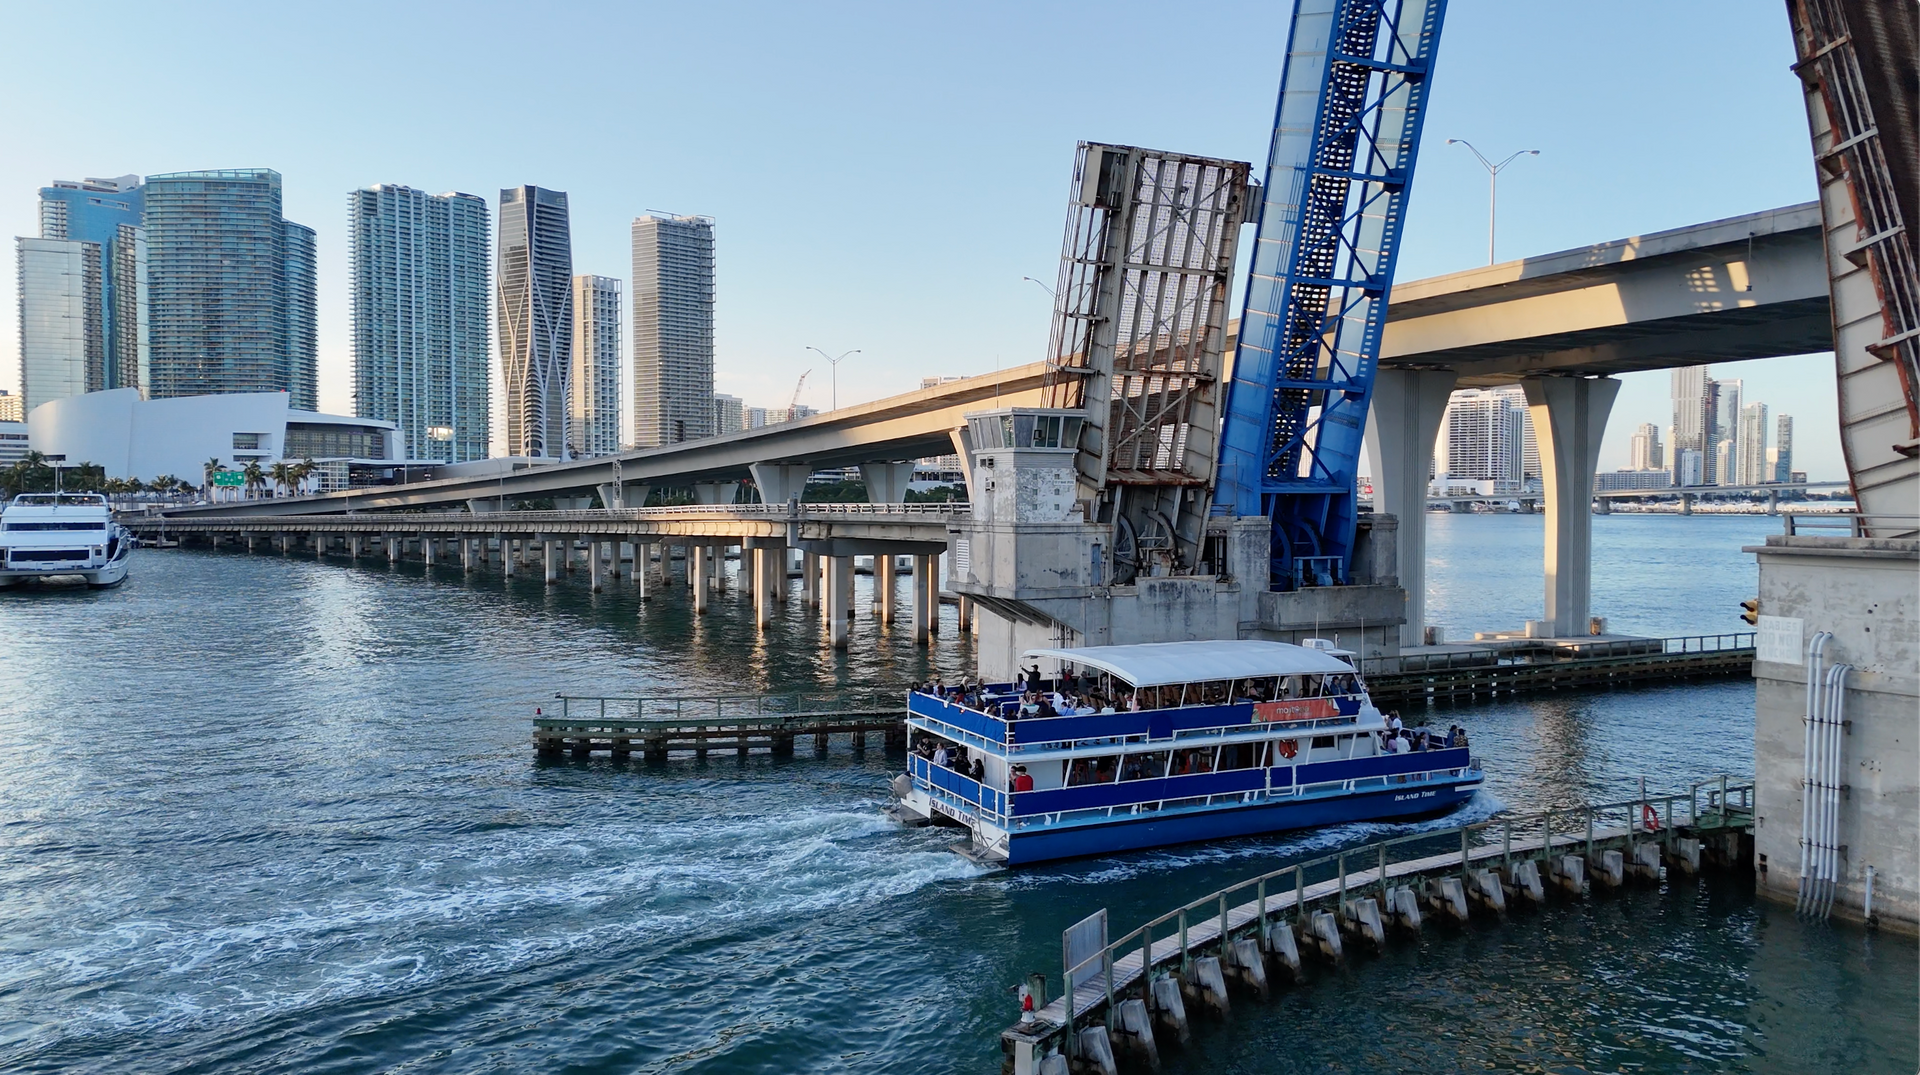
[1799,632,1832,914]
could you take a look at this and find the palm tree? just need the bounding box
[242,460,267,500]
[203,457,224,500]
[268,461,295,498]
[149,475,183,500]
[284,458,316,497]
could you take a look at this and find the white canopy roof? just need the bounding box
[1022,640,1355,688]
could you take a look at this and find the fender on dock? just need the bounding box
[1553,854,1587,895]
[1340,897,1386,950]
[1074,1026,1118,1075]
[1262,921,1303,981]
[1427,876,1470,923]
[1590,849,1626,889]
[1469,869,1507,915]
[1386,885,1423,934]
[1667,837,1702,875]
[1226,937,1269,1001]
[1307,911,1344,963]
[1630,841,1663,882]
[1149,975,1190,1043]
[1184,957,1231,1018]
[1113,997,1160,1071]
[1505,859,1546,904]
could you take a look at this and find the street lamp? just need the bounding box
[1446,139,1539,265]
[805,346,861,411]
[1021,276,1056,298]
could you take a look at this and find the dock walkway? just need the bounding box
[1003,780,1755,1074]
[534,689,906,758]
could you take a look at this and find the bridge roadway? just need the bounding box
[130,503,963,646]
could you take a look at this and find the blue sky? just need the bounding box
[0,1,1835,476]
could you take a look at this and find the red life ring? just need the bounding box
[1278,739,1299,760]
[1642,804,1661,832]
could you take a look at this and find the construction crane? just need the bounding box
[789,369,811,416]
[1214,0,1449,591]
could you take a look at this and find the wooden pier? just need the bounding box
[534,689,907,759]
[1000,779,1756,1075]
[1362,633,1755,707]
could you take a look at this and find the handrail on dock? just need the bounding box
[1048,776,1754,1046]
[547,687,909,725]
[1359,632,1754,675]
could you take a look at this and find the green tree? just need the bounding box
[242,460,267,499]
[268,461,295,497]
[203,457,224,499]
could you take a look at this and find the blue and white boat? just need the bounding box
[888,640,1482,865]
[0,493,132,589]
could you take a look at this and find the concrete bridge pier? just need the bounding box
[588,540,605,592]
[502,538,516,578]
[1366,368,1459,646]
[386,535,401,563]
[543,537,560,585]
[826,556,853,648]
[631,539,653,601]
[911,553,937,644]
[874,554,897,622]
[423,535,438,567]
[691,544,711,613]
[802,552,820,606]
[1523,375,1620,637]
[347,534,360,560]
[462,535,476,572]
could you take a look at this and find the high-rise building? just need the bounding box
[569,275,622,458]
[34,176,147,395]
[1671,366,1713,486]
[15,237,101,411]
[144,169,316,409]
[1773,414,1795,483]
[631,214,715,447]
[1677,448,1704,488]
[1712,378,1743,486]
[347,185,492,463]
[713,393,744,434]
[497,185,573,457]
[0,389,22,423]
[1629,422,1663,471]
[1434,388,1527,484]
[1486,385,1539,483]
[746,406,769,429]
[1737,402,1769,485]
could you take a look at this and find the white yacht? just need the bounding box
[0,493,133,588]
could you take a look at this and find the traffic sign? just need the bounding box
[211,469,245,487]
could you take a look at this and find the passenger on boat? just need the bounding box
[970,756,985,781]
[933,743,951,768]
[1386,710,1404,735]
[1011,766,1035,792]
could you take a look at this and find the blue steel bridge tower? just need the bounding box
[1214,0,1448,590]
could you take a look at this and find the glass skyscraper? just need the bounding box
[348,184,492,463]
[14,175,147,411]
[497,186,573,458]
[631,214,715,447]
[144,169,317,410]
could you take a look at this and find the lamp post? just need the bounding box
[805,346,861,411]
[1021,276,1056,298]
[1446,140,1539,265]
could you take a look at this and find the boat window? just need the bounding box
[4,521,108,531]
[1171,747,1215,776]
[1120,752,1166,780]
[1217,743,1261,771]
[1310,736,1336,749]
[1066,755,1121,786]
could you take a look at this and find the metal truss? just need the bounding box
[1215,0,1448,589]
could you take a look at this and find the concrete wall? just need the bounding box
[1750,534,1918,933]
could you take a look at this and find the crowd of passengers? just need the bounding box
[1377,712,1470,753]
[910,733,987,783]
[912,667,1365,719]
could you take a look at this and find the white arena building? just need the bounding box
[26,389,403,492]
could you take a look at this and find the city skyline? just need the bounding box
[0,3,1839,476]
[496,185,573,458]
[630,214,715,448]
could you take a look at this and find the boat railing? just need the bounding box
[1360,632,1755,674]
[554,688,906,725]
[908,754,1008,822]
[1059,776,1756,1035]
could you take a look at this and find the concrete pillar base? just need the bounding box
[1523,376,1621,637]
[826,555,853,648]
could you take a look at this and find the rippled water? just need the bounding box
[0,517,1912,1074]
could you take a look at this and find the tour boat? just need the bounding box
[888,640,1482,865]
[0,493,133,589]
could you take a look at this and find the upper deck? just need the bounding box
[907,640,1373,755]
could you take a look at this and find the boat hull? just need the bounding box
[996,779,1480,866]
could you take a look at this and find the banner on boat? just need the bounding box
[1253,698,1340,723]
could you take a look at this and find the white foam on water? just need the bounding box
[9,801,986,1056]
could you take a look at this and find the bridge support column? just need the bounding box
[859,461,916,505]
[607,540,622,580]
[802,552,820,607]
[589,540,605,592]
[1365,369,1458,647]
[749,463,812,506]
[543,538,560,586]
[347,534,360,560]
[911,554,935,645]
[423,535,438,566]
[693,482,739,506]
[957,595,973,633]
[462,535,476,572]
[1523,375,1620,638]
[874,554,897,623]
[751,547,779,630]
[501,538,516,577]
[387,535,401,563]
[826,555,853,648]
[1680,493,1694,515]
[692,545,711,612]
